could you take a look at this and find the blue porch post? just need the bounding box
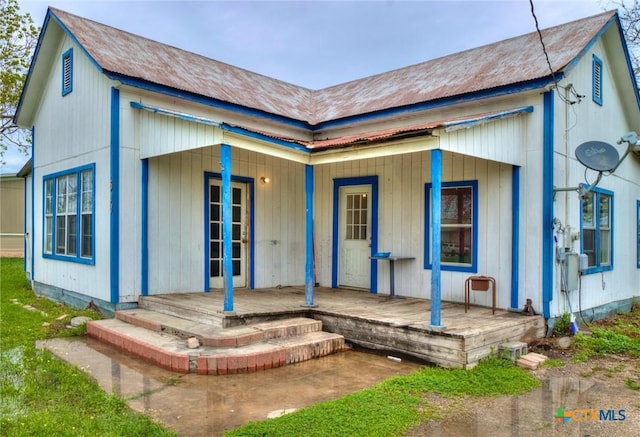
[221,144,234,312]
[542,91,554,319]
[303,164,317,307]
[110,87,120,304]
[510,165,521,310]
[430,149,445,329]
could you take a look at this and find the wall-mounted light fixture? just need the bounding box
[260,176,270,184]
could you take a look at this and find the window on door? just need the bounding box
[345,192,368,240]
[424,180,478,272]
[580,187,613,274]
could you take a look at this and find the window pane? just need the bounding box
[57,178,67,213]
[211,185,220,202]
[67,215,77,256]
[82,170,93,212]
[232,242,241,258]
[81,214,92,258]
[45,217,52,254]
[56,216,66,254]
[599,194,610,227]
[600,229,610,265]
[232,205,241,222]
[67,175,77,213]
[583,229,596,267]
[582,192,594,226]
[232,187,241,205]
[232,260,241,276]
[442,227,471,264]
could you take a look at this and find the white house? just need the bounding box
[15,8,639,329]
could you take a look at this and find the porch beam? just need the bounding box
[221,144,234,312]
[430,149,445,329]
[303,165,317,307]
[309,136,438,165]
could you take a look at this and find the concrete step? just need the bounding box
[116,309,323,347]
[87,316,345,375]
[138,295,228,328]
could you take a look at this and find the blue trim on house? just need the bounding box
[61,48,73,96]
[424,180,478,273]
[110,87,120,304]
[23,173,27,274]
[429,149,443,328]
[637,200,640,269]
[331,176,379,291]
[542,90,555,320]
[141,159,148,296]
[220,144,234,311]
[612,16,640,109]
[592,54,604,106]
[203,171,255,293]
[31,128,35,280]
[42,164,96,265]
[511,166,521,310]
[579,186,614,275]
[304,165,315,306]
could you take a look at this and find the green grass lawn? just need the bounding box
[0,257,176,436]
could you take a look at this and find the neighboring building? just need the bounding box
[15,8,639,327]
[0,173,26,257]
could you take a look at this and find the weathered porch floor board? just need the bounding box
[140,287,545,368]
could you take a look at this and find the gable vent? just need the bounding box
[592,54,603,106]
[62,49,73,96]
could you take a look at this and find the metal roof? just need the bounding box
[48,8,616,126]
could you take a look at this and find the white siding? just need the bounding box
[313,150,517,308]
[146,147,306,293]
[32,35,114,302]
[549,38,640,318]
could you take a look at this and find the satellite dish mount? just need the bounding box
[554,132,639,199]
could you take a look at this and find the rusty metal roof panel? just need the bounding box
[50,8,315,122]
[312,11,617,123]
[50,8,616,126]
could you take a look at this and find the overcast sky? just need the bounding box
[3,0,618,172]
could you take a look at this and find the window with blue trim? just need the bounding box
[43,164,95,263]
[580,187,613,273]
[62,48,73,96]
[425,180,478,272]
[592,54,603,106]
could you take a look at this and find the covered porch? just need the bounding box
[138,287,545,368]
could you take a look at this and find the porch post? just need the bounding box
[303,164,317,307]
[221,144,234,312]
[430,149,445,329]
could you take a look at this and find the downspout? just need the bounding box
[110,87,120,304]
[510,166,520,310]
[542,90,555,320]
[141,158,148,296]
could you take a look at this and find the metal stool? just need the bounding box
[464,275,496,314]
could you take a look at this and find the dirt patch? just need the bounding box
[407,335,640,436]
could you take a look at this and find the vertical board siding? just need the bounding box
[32,35,113,302]
[546,38,640,318]
[314,149,515,305]
[147,147,306,294]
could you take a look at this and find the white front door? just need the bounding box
[209,180,248,289]
[338,185,372,289]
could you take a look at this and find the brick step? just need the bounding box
[87,318,345,375]
[116,309,322,347]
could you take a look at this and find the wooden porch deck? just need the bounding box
[140,287,546,368]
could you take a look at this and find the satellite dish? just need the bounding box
[575,141,619,172]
